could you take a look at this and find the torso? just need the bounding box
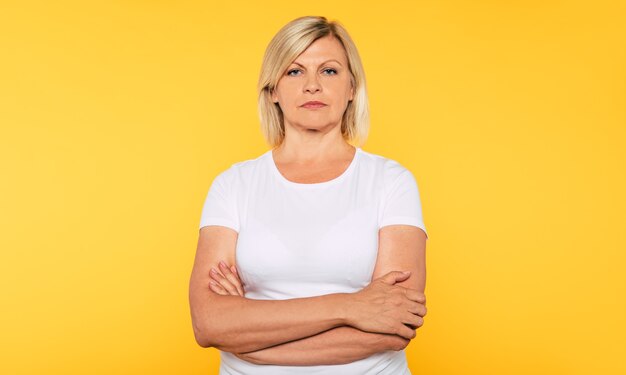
[199,146,424,373]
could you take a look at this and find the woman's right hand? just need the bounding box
[346,271,427,340]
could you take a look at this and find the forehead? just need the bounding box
[291,36,348,65]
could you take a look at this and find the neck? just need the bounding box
[273,124,355,164]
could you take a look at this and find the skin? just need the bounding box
[270,34,356,180]
[189,34,428,365]
[189,227,426,358]
[209,222,428,366]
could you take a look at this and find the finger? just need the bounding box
[403,288,426,304]
[218,261,245,296]
[231,265,247,288]
[404,312,424,329]
[231,265,244,284]
[230,265,246,293]
[210,268,239,296]
[210,267,239,296]
[407,301,427,317]
[380,271,411,285]
[209,280,228,296]
[397,324,417,340]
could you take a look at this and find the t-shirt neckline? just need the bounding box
[268,147,361,188]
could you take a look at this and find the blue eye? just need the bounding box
[286,68,338,76]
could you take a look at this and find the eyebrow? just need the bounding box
[291,59,343,67]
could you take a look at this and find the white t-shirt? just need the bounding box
[199,147,428,375]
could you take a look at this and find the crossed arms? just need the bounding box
[188,224,427,366]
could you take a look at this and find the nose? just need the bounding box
[303,72,321,94]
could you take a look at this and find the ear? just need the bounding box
[271,88,278,103]
[349,85,354,102]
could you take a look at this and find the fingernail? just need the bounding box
[402,271,411,275]
[219,261,227,268]
[210,267,217,275]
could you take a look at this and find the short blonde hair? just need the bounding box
[257,16,370,148]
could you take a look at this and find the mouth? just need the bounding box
[301,101,327,109]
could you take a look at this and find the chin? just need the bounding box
[305,124,335,132]
[298,120,339,130]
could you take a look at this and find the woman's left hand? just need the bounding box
[208,261,245,297]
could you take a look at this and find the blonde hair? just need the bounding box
[257,16,370,148]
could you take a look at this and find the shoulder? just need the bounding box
[213,150,271,183]
[358,148,414,189]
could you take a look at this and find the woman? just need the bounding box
[189,15,428,374]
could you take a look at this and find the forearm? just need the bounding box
[191,289,350,354]
[231,326,399,366]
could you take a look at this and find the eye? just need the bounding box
[323,68,338,75]
[286,69,301,76]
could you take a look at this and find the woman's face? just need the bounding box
[271,35,354,134]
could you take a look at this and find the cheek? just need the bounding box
[334,87,353,108]
[332,81,352,100]
[275,86,297,104]
[278,97,296,111]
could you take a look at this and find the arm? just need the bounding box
[217,225,426,365]
[372,225,427,296]
[233,326,407,365]
[189,225,351,354]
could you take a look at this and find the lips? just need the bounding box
[301,101,327,108]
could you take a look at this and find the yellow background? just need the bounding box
[1,0,624,374]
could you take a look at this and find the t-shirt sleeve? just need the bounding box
[379,168,428,239]
[199,166,240,232]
